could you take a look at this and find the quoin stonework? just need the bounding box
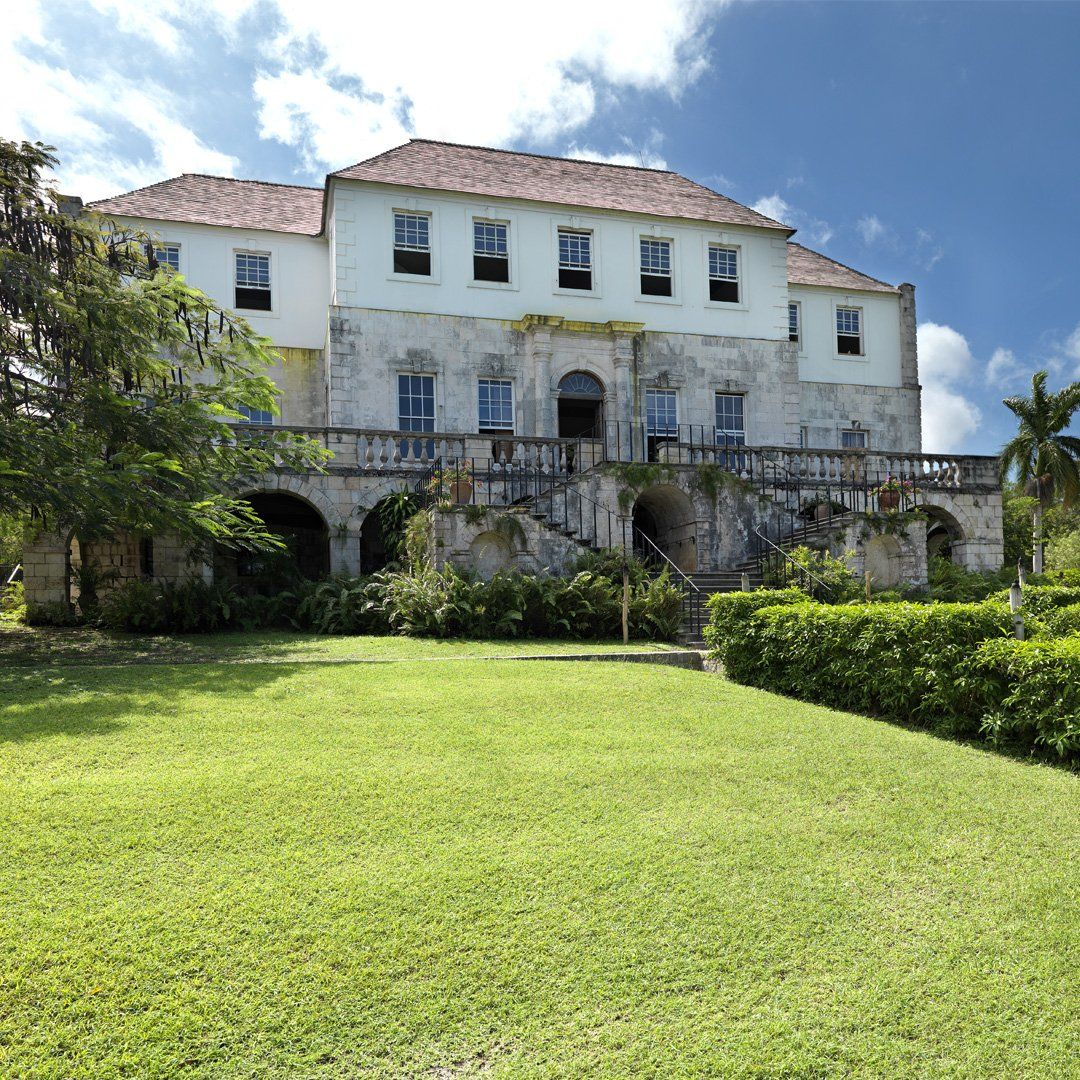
[23,140,1003,610]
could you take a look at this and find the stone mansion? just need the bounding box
[23,140,1003,606]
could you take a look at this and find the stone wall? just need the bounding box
[799,380,922,452]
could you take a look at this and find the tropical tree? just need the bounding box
[999,370,1080,572]
[0,139,328,557]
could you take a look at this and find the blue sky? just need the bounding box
[5,0,1079,454]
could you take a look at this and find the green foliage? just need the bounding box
[376,490,419,562]
[604,462,676,511]
[1002,486,1038,567]
[967,637,1080,758]
[26,600,82,627]
[1036,603,1080,638]
[708,600,1014,737]
[990,583,1080,616]
[925,556,1015,602]
[703,588,808,675]
[0,139,327,554]
[780,545,861,602]
[0,512,29,565]
[403,509,434,570]
[0,580,26,625]
[1046,528,1080,571]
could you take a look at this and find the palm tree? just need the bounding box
[999,371,1080,572]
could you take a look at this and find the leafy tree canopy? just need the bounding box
[0,139,328,553]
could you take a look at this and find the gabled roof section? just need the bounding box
[787,242,898,293]
[88,174,324,236]
[332,140,791,232]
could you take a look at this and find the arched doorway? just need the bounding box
[217,492,330,587]
[557,371,604,439]
[922,504,964,564]
[631,485,698,572]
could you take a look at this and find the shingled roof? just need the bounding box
[332,140,790,232]
[88,175,324,236]
[787,242,898,293]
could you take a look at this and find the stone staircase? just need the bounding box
[678,570,764,648]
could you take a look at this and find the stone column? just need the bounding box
[611,331,636,461]
[533,327,555,439]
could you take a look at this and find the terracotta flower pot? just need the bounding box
[878,490,901,511]
[450,478,474,505]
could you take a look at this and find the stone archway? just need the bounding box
[218,491,331,586]
[557,370,605,439]
[632,484,698,571]
[919,501,967,565]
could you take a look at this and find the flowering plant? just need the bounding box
[871,475,915,497]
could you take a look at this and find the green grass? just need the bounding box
[0,627,674,667]
[1,655,1077,1077]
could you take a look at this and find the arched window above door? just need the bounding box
[558,372,604,398]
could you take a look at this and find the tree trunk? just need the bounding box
[1033,502,1044,574]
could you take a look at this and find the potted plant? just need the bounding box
[427,463,474,505]
[872,475,915,511]
[802,496,848,523]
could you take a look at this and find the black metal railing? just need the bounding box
[633,526,704,643]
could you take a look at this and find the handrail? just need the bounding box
[752,527,832,596]
[632,527,700,592]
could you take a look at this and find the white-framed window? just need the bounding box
[788,301,801,345]
[393,211,432,276]
[841,428,868,449]
[708,244,740,303]
[398,373,436,432]
[646,388,678,438]
[557,228,593,290]
[799,425,810,448]
[715,392,746,445]
[478,378,514,433]
[234,251,271,311]
[640,238,673,297]
[236,405,274,425]
[473,220,509,283]
[154,243,180,272]
[836,306,863,355]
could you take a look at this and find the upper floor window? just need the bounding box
[236,405,274,425]
[841,428,868,449]
[398,373,436,433]
[715,392,746,445]
[788,302,801,345]
[473,220,509,283]
[478,378,514,433]
[393,212,431,276]
[153,243,180,272]
[836,306,863,355]
[234,251,271,311]
[640,238,673,297]
[708,245,740,303]
[557,229,592,290]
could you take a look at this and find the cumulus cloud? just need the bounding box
[565,136,668,170]
[987,347,1023,388]
[917,322,982,452]
[1064,322,1080,364]
[751,193,833,246]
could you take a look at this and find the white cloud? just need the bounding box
[1,1,238,198]
[857,214,886,245]
[566,132,668,170]
[1064,322,1080,363]
[917,322,982,452]
[987,347,1023,388]
[752,192,832,246]
[249,0,714,169]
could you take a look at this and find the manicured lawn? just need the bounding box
[1,655,1077,1077]
[0,627,675,667]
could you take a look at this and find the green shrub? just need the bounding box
[1039,567,1080,587]
[0,580,26,625]
[1046,528,1080,572]
[710,600,1013,734]
[926,556,1015,602]
[995,584,1080,616]
[26,600,83,627]
[1036,603,1080,638]
[967,637,1080,758]
[764,546,861,602]
[703,588,808,676]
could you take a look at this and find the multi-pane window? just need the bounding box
[788,301,801,345]
[234,252,271,311]
[841,429,868,449]
[478,378,514,433]
[646,388,678,438]
[473,220,509,283]
[153,244,180,272]
[393,212,432,276]
[398,373,436,432]
[640,238,673,297]
[715,392,746,444]
[557,229,592,290]
[236,405,274,424]
[708,245,739,303]
[836,306,863,355]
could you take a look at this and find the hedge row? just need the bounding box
[93,563,685,641]
[1038,603,1080,638]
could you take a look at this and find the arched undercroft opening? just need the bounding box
[632,484,698,572]
[557,371,605,439]
[863,534,904,589]
[358,494,418,573]
[216,492,330,587]
[922,504,965,564]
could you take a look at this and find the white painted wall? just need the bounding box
[110,216,330,350]
[329,181,791,340]
[791,284,903,388]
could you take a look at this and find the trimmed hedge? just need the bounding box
[1038,603,1080,638]
[993,584,1080,616]
[968,637,1080,758]
[707,600,1014,733]
[703,588,809,678]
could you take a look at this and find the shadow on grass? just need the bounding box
[0,662,305,745]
